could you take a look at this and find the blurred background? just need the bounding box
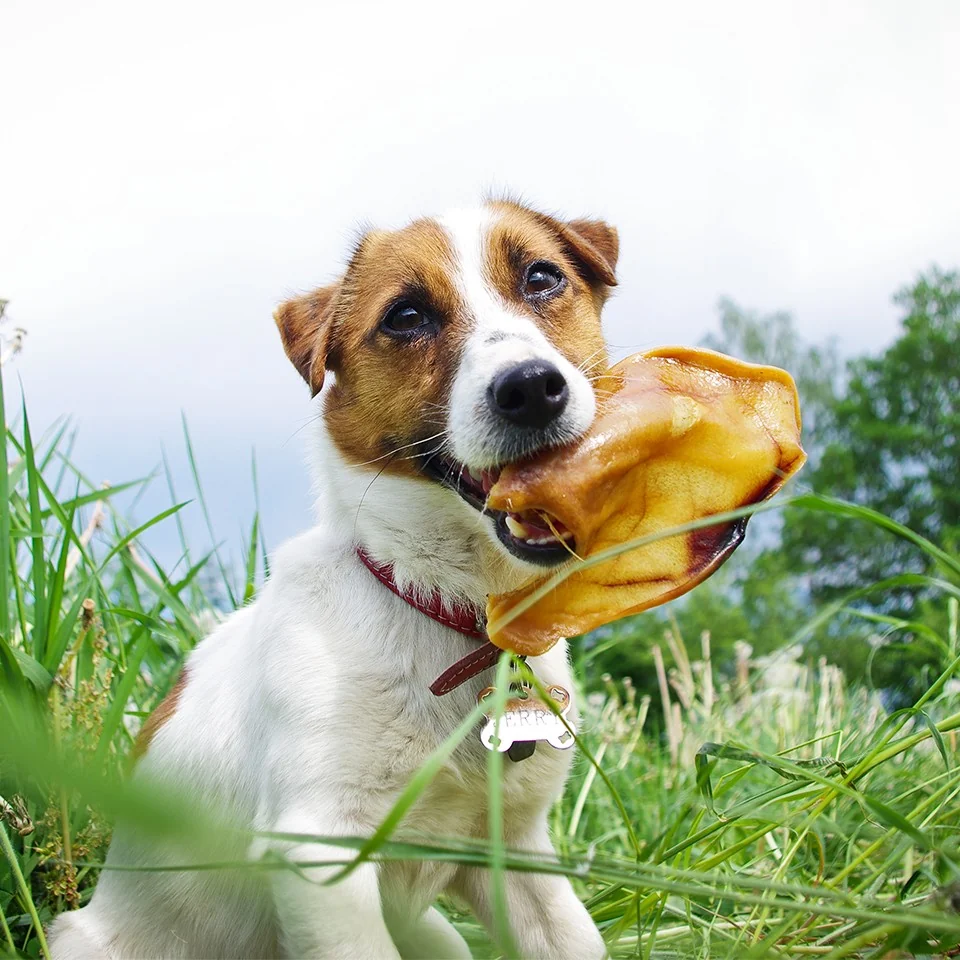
[2,0,958,697]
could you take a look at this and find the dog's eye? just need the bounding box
[381,302,433,337]
[524,262,565,297]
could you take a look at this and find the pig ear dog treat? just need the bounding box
[484,347,806,657]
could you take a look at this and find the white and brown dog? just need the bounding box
[48,199,618,959]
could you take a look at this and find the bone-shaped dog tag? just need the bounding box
[477,684,575,756]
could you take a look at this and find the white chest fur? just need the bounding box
[57,526,583,960]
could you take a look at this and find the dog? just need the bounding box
[47,199,618,959]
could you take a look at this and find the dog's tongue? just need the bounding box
[484,346,806,657]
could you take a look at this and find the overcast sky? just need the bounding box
[2,0,958,567]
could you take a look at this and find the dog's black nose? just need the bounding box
[488,360,569,429]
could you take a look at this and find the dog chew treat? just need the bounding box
[485,347,806,657]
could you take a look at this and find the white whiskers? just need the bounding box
[353,431,449,468]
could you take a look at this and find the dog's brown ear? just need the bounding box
[274,283,340,396]
[559,219,619,287]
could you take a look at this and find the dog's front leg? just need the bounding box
[264,810,401,960]
[452,821,606,960]
[387,905,472,960]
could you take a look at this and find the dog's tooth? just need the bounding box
[468,468,483,483]
[505,515,528,539]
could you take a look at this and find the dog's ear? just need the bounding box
[274,283,340,396]
[558,219,619,288]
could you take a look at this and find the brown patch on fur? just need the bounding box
[485,202,612,370]
[275,201,618,476]
[322,218,469,471]
[492,201,618,290]
[275,284,340,395]
[132,669,189,761]
[563,219,620,285]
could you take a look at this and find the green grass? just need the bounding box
[1,365,960,959]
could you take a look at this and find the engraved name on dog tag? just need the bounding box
[477,684,575,755]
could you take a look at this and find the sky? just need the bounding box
[2,0,958,569]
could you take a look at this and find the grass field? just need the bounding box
[2,366,960,959]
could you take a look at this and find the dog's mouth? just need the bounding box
[420,456,575,567]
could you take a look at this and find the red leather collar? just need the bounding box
[355,547,500,695]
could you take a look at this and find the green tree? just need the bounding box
[775,268,960,700]
[781,267,960,600]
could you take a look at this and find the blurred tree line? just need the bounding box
[586,267,960,705]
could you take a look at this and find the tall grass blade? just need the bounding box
[162,443,193,569]
[40,479,147,521]
[243,514,259,604]
[181,414,238,608]
[791,493,960,580]
[0,364,10,643]
[42,493,77,672]
[0,823,50,960]
[486,652,519,958]
[251,449,271,581]
[22,399,47,662]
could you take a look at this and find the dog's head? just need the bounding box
[276,200,617,592]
